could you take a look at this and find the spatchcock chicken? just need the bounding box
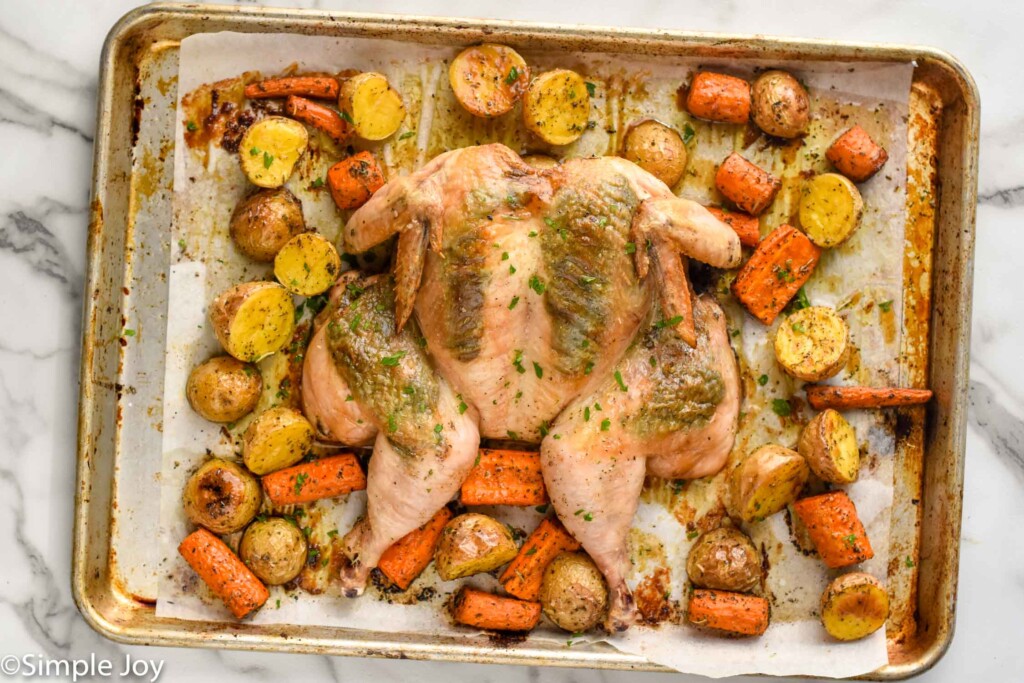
[301,143,742,630]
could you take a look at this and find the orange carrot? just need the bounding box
[261,453,366,506]
[500,516,581,600]
[706,206,760,247]
[687,589,769,636]
[715,152,782,216]
[327,151,386,211]
[451,587,541,632]
[806,385,933,411]
[792,491,874,569]
[284,95,351,144]
[461,449,547,507]
[245,76,340,100]
[731,224,821,325]
[377,507,453,590]
[826,125,889,182]
[178,528,269,618]
[685,72,751,125]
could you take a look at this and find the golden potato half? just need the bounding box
[523,69,591,146]
[820,572,889,641]
[229,187,306,262]
[242,406,314,475]
[798,172,864,248]
[798,409,860,484]
[210,281,296,363]
[274,233,342,296]
[339,72,405,141]
[732,444,809,523]
[774,305,849,382]
[434,513,518,581]
[449,43,530,118]
[240,116,309,188]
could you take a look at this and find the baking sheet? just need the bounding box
[158,31,913,678]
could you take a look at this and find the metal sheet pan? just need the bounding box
[74,3,978,678]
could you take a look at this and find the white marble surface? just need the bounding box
[0,0,1021,681]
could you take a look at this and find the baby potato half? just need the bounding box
[434,513,518,581]
[731,444,809,523]
[774,305,850,382]
[798,409,860,484]
[239,116,309,188]
[210,281,296,363]
[242,406,315,475]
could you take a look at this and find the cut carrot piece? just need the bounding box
[687,589,769,636]
[261,453,366,506]
[178,528,269,618]
[806,385,932,411]
[500,516,581,600]
[706,206,760,247]
[715,152,782,216]
[685,72,751,125]
[245,76,340,100]
[377,507,453,590]
[285,95,351,144]
[792,491,874,569]
[461,449,547,507]
[451,587,541,632]
[826,125,889,182]
[731,224,821,325]
[327,151,386,211]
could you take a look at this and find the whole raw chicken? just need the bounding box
[302,143,742,630]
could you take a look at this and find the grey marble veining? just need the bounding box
[1,0,1022,681]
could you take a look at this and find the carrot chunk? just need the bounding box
[706,206,760,247]
[178,528,269,618]
[715,152,782,216]
[500,516,581,600]
[284,95,351,144]
[261,453,366,506]
[377,507,453,590]
[792,491,874,569]
[731,224,821,325]
[685,72,751,125]
[826,125,889,182]
[687,589,769,636]
[806,385,933,411]
[245,76,340,100]
[451,587,541,632]
[327,151,386,210]
[461,449,547,507]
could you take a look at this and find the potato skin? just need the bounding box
[731,445,809,522]
[621,119,688,188]
[242,406,315,475]
[229,187,307,262]
[798,409,860,484]
[186,356,262,423]
[210,281,296,363]
[751,70,810,139]
[686,528,763,592]
[820,572,889,641]
[434,513,518,581]
[539,552,609,632]
[182,458,262,534]
[239,517,308,585]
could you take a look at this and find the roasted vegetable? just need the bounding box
[186,355,262,423]
[338,72,405,140]
[274,232,342,296]
[798,173,864,248]
[182,458,262,534]
[285,95,351,144]
[750,70,810,139]
[460,449,547,506]
[452,587,541,631]
[706,206,760,248]
[378,507,453,590]
[327,151,386,211]
[434,512,518,581]
[261,453,366,506]
[179,528,269,618]
[242,406,315,475]
[229,187,307,263]
[731,224,822,325]
[239,116,309,188]
[620,119,688,188]
[523,69,591,146]
[826,125,888,182]
[715,152,781,216]
[538,552,609,632]
[685,71,750,124]
[773,305,850,382]
[449,43,530,118]
[245,76,339,100]
[238,517,308,585]
[687,589,769,636]
[500,516,581,600]
[210,281,296,362]
[805,385,932,410]
[792,491,874,568]
[686,527,763,592]
[731,445,809,523]
[820,572,889,641]
[798,409,860,484]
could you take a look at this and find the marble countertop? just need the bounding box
[2,0,1020,681]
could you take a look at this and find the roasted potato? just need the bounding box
[229,187,307,262]
[239,517,308,585]
[274,233,342,296]
[521,154,559,170]
[750,70,810,139]
[798,172,864,248]
[538,552,609,632]
[798,409,860,484]
[210,281,296,363]
[242,406,315,475]
[523,69,591,146]
[449,44,530,118]
[239,116,309,188]
[186,355,262,423]
[434,513,518,581]
[686,527,763,592]
[732,445,809,523]
[182,458,262,534]
[774,305,850,382]
[820,572,889,641]
[338,72,405,141]
[620,119,688,188]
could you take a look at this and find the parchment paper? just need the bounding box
[160,31,914,678]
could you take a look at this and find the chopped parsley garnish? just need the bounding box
[507,430,520,440]
[655,315,683,329]
[123,328,135,337]
[505,65,519,84]
[387,413,398,432]
[509,264,517,275]
[792,287,811,310]
[178,238,186,251]
[525,546,538,556]
[539,422,549,437]
[593,402,602,411]
[186,120,198,132]
[399,130,416,140]
[758,374,769,386]
[501,251,510,261]
[687,529,700,540]
[682,123,696,144]
[614,370,628,392]
[600,418,611,431]
[434,423,443,434]
[585,81,597,97]
[340,110,355,124]
[844,534,858,548]
[584,360,594,375]
[458,399,468,414]
[583,512,593,522]
[774,266,794,283]
[508,295,520,310]
[513,349,526,374]
[349,313,362,332]
[791,321,806,334]
[535,504,549,514]
[879,299,893,312]
[263,151,274,169]
[625,241,636,255]
[528,230,538,237]
[771,398,792,417]
[533,361,543,379]
[311,176,325,189]
[529,275,546,295]
[905,556,915,568]
[249,146,261,156]
[650,356,657,367]
[380,350,407,366]
[584,406,591,422]
[293,472,309,495]
[579,275,597,285]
